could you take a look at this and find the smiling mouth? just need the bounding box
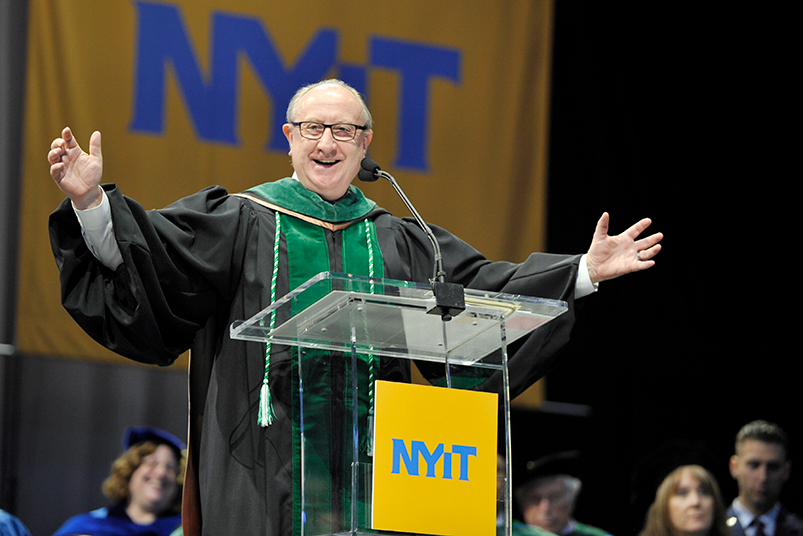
[314,159,339,166]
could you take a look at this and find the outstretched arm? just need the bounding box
[47,127,103,209]
[585,212,663,285]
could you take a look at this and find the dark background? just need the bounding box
[513,4,799,536]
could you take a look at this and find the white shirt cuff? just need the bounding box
[72,190,124,270]
[574,254,598,299]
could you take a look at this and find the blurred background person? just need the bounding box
[640,464,730,536]
[52,426,184,536]
[498,453,558,536]
[515,451,612,536]
[0,509,31,536]
[727,420,803,536]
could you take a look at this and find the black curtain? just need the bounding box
[537,4,799,535]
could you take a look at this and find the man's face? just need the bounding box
[520,477,574,534]
[282,84,372,201]
[729,439,790,515]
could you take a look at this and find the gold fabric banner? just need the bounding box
[18,0,554,366]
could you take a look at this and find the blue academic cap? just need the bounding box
[122,425,185,458]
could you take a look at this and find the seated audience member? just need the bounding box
[640,464,730,536]
[0,509,31,536]
[515,451,612,536]
[498,454,558,536]
[52,426,184,536]
[727,420,803,536]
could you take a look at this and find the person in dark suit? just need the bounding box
[727,421,803,536]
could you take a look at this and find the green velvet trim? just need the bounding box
[280,214,384,536]
[283,216,332,304]
[342,220,384,280]
[247,178,376,223]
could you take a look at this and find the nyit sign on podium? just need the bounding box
[372,381,498,536]
[391,440,477,481]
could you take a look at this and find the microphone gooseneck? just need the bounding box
[359,157,465,321]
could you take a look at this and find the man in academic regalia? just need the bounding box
[515,451,613,536]
[47,79,662,536]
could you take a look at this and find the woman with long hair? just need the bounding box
[640,464,731,536]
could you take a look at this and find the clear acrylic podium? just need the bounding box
[230,272,568,536]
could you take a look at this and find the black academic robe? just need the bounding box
[49,183,583,536]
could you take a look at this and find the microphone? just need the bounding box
[358,159,380,182]
[359,157,465,321]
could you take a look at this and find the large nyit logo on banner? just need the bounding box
[372,380,497,536]
[128,1,461,172]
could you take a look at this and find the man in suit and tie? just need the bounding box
[728,420,803,536]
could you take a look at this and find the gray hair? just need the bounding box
[515,474,582,508]
[285,79,373,128]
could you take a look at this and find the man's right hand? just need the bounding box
[48,127,104,210]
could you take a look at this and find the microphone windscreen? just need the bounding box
[358,168,378,182]
[358,157,381,182]
[361,157,381,173]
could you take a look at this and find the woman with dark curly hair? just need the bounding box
[640,465,731,536]
[52,426,184,536]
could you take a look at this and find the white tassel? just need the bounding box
[259,380,275,427]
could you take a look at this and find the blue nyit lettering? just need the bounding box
[391,438,476,481]
[129,1,461,171]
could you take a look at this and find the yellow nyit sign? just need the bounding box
[372,380,498,536]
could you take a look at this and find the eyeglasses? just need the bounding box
[139,455,180,478]
[292,121,367,141]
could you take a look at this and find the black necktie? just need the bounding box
[752,518,767,536]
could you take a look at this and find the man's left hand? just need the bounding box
[586,212,663,285]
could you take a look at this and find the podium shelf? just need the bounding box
[231,272,567,367]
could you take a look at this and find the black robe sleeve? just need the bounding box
[48,183,254,365]
[374,213,584,399]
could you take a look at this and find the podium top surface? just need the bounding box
[231,272,567,367]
